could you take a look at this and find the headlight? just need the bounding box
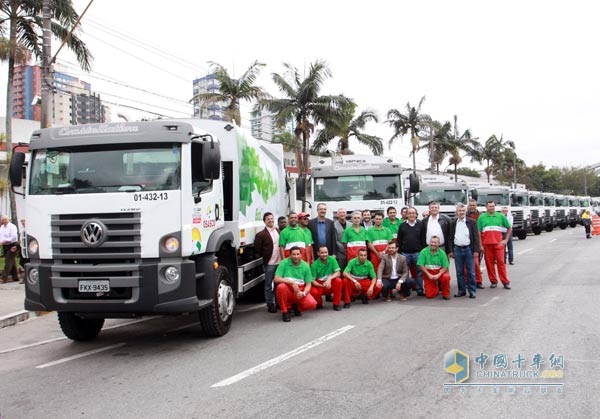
[28,239,39,255]
[163,237,179,253]
[163,266,180,284]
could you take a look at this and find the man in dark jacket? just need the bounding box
[254,212,281,313]
[420,201,451,253]
[448,203,481,298]
[308,203,336,260]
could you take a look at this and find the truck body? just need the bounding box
[554,194,569,229]
[541,192,556,232]
[474,185,528,240]
[410,175,470,219]
[10,119,289,341]
[310,155,416,219]
[527,190,545,235]
[567,196,580,228]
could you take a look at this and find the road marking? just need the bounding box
[482,296,501,307]
[549,238,557,243]
[0,317,159,354]
[517,248,533,255]
[211,325,355,388]
[236,304,264,313]
[35,343,126,369]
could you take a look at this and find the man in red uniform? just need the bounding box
[467,198,484,289]
[342,211,367,262]
[279,212,312,262]
[366,212,393,273]
[274,247,317,322]
[343,248,381,306]
[310,245,343,311]
[417,236,451,300]
[477,201,512,289]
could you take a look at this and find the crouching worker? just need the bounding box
[310,246,343,311]
[417,236,451,300]
[274,246,317,322]
[377,241,414,302]
[343,249,381,307]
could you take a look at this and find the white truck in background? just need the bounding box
[410,174,471,219]
[10,119,289,341]
[310,155,418,219]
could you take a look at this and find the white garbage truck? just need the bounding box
[9,119,289,340]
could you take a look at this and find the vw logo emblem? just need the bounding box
[80,220,107,247]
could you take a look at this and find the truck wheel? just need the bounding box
[58,312,104,341]
[569,222,577,228]
[517,232,527,240]
[199,266,234,337]
[545,225,553,232]
[533,227,542,235]
[559,224,567,230]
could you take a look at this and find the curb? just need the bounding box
[0,310,48,329]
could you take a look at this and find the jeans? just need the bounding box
[502,232,514,263]
[263,264,278,305]
[402,252,423,293]
[453,245,476,295]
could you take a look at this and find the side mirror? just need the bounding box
[201,142,221,180]
[470,189,478,201]
[408,172,420,193]
[9,152,25,187]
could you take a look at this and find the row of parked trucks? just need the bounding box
[8,119,595,341]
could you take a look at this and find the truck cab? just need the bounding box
[541,192,556,232]
[527,190,545,235]
[411,175,469,219]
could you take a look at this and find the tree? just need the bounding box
[386,96,431,173]
[0,0,92,224]
[190,60,269,126]
[419,120,451,174]
[310,102,383,156]
[266,60,351,209]
[478,134,509,183]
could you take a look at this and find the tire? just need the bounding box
[569,222,577,228]
[545,225,553,232]
[58,312,104,341]
[559,223,567,230]
[199,266,234,337]
[517,231,527,240]
[533,227,542,235]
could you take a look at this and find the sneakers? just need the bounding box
[490,283,498,288]
[333,305,342,311]
[503,284,511,290]
[282,312,291,322]
[476,284,484,289]
[359,294,369,305]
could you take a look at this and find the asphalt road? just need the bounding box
[0,226,598,419]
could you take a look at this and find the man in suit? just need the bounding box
[308,203,336,261]
[254,212,281,313]
[448,203,481,299]
[377,241,414,301]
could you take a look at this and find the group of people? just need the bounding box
[255,200,514,323]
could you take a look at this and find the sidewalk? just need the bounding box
[0,280,45,328]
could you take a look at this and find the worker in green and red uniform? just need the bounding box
[274,246,317,322]
[477,201,511,289]
[343,248,381,306]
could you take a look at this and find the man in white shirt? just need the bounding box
[421,201,451,254]
[254,212,282,313]
[0,215,19,283]
[448,204,481,298]
[501,207,514,265]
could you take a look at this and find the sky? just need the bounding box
[1,0,598,171]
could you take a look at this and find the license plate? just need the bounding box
[78,280,110,293]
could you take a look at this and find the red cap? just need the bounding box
[297,212,310,219]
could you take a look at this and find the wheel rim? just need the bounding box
[217,280,234,321]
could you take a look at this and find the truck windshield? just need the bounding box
[530,196,544,205]
[556,198,568,207]
[314,174,401,201]
[413,188,467,205]
[512,194,528,207]
[29,143,181,195]
[477,193,510,206]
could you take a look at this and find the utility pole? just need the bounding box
[429,119,435,174]
[41,0,53,128]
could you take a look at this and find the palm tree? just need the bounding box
[478,134,514,183]
[265,60,351,209]
[386,96,431,173]
[310,102,383,156]
[0,0,92,224]
[190,60,269,126]
[444,116,480,181]
[419,120,451,174]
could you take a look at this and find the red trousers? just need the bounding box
[309,278,343,306]
[423,268,451,298]
[483,243,510,285]
[343,278,382,303]
[276,283,317,314]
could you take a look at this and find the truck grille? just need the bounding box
[568,209,577,221]
[555,209,565,222]
[544,209,551,218]
[512,210,524,229]
[51,213,142,300]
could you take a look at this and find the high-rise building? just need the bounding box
[11,64,107,125]
[191,73,227,120]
